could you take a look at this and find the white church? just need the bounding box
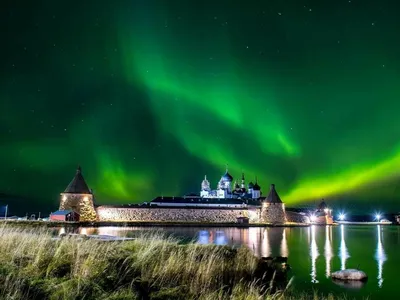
[200,169,261,199]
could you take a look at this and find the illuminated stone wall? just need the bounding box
[314,215,333,225]
[96,206,251,223]
[285,211,310,224]
[260,203,286,224]
[59,193,97,222]
[95,206,297,224]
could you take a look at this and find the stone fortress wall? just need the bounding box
[97,206,257,223]
[96,206,294,224]
[57,167,320,225]
[285,211,310,224]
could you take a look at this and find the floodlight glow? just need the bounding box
[338,213,345,221]
[375,214,381,221]
[310,214,317,222]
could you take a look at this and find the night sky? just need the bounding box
[1,0,400,213]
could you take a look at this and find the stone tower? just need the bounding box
[59,166,97,222]
[314,199,333,225]
[261,184,286,224]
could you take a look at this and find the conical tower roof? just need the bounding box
[318,199,327,210]
[63,166,91,194]
[265,184,282,203]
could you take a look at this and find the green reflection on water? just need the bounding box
[65,225,399,299]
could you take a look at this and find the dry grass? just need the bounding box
[0,225,340,300]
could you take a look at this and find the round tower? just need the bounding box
[59,166,97,222]
[261,184,286,224]
[313,199,333,224]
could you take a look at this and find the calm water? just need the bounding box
[62,225,399,299]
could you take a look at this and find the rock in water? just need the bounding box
[332,278,366,289]
[331,269,368,281]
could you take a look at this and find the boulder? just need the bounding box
[331,269,368,281]
[332,278,366,289]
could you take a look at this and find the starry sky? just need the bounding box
[1,0,400,213]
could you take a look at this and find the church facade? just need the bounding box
[199,170,261,199]
[59,167,288,224]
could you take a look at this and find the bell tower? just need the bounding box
[59,166,97,222]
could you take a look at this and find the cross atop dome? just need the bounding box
[221,164,233,181]
[253,176,261,190]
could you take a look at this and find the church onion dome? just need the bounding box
[221,171,233,181]
[201,175,210,184]
[253,182,261,191]
[265,184,282,203]
[64,166,92,194]
[248,182,254,189]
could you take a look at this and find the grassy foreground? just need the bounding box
[0,226,337,300]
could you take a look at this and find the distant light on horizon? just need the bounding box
[310,214,317,222]
[338,213,345,221]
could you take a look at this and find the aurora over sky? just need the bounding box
[1,0,400,213]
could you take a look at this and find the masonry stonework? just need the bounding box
[96,206,257,223]
[260,203,286,224]
[60,193,97,222]
[57,167,309,224]
[285,211,310,223]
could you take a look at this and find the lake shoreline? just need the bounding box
[3,220,397,229]
[1,222,391,299]
[1,219,312,228]
[0,225,326,300]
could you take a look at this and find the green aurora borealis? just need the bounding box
[1,0,400,212]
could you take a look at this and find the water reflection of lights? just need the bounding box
[248,228,260,255]
[96,226,145,237]
[339,225,349,270]
[261,229,271,257]
[375,225,387,288]
[310,225,319,283]
[197,230,228,245]
[215,231,228,245]
[245,228,292,258]
[198,230,209,244]
[324,226,333,278]
[280,229,288,257]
